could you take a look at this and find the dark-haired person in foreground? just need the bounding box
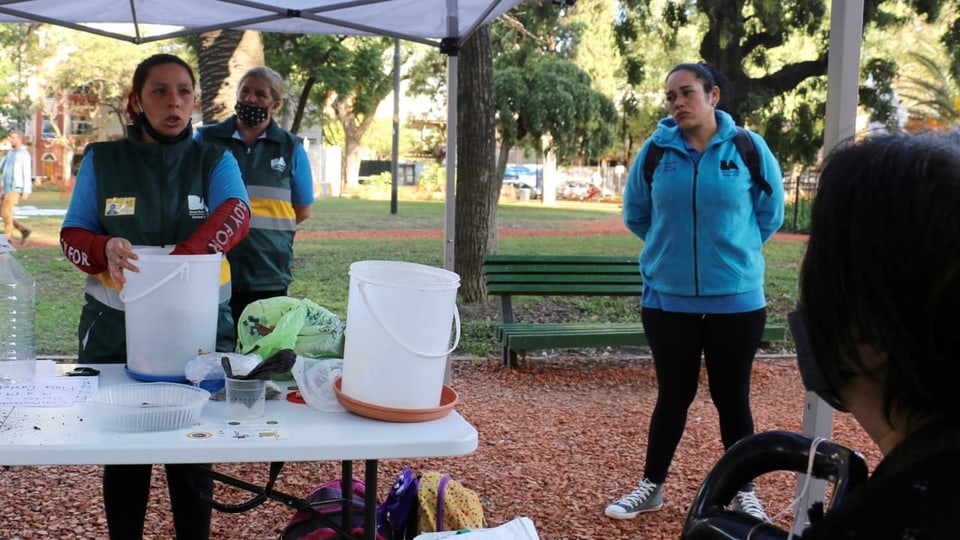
[788,131,960,538]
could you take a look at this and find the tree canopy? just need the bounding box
[614,0,960,166]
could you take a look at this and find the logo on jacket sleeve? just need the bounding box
[188,195,209,219]
[270,156,287,173]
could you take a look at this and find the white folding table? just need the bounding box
[0,364,479,539]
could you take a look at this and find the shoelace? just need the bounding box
[618,480,658,507]
[736,491,768,520]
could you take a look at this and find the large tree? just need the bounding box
[614,0,960,166]
[195,30,264,124]
[491,0,618,176]
[494,59,618,176]
[263,34,397,192]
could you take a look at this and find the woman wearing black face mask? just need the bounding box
[789,131,960,538]
[196,66,315,325]
[60,53,251,539]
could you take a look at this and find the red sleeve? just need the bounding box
[60,227,110,274]
[171,198,251,255]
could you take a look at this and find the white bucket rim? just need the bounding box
[119,250,222,305]
[131,246,222,264]
[349,260,459,290]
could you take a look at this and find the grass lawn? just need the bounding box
[15,193,804,357]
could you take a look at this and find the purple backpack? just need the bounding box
[376,467,420,540]
[282,476,386,540]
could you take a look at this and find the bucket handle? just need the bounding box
[357,281,461,358]
[119,262,190,304]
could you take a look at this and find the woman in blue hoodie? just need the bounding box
[605,62,784,522]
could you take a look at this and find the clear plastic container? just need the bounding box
[87,383,210,432]
[0,234,36,383]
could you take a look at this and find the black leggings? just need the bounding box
[103,463,213,540]
[641,307,766,484]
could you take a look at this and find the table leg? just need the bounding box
[364,460,378,540]
[342,461,353,540]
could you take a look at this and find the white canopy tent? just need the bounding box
[2,0,867,525]
[0,0,524,270]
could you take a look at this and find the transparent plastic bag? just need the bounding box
[290,356,346,413]
[237,297,345,360]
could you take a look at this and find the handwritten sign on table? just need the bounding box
[0,377,98,407]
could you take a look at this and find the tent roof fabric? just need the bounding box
[0,0,520,47]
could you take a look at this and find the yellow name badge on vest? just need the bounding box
[104,197,135,216]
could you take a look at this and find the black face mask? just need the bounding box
[788,305,848,412]
[135,112,191,144]
[235,101,270,127]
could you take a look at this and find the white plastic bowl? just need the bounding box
[87,383,210,432]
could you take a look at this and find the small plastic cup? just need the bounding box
[225,377,267,420]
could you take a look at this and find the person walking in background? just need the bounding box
[606,61,784,522]
[59,53,250,540]
[196,66,314,324]
[0,131,33,244]
[788,131,960,537]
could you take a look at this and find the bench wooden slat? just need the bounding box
[484,254,639,264]
[486,273,641,284]
[485,263,639,275]
[487,284,643,296]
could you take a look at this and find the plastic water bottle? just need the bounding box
[0,234,36,383]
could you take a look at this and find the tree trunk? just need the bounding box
[197,30,264,124]
[455,26,498,303]
[290,76,315,135]
[334,96,376,193]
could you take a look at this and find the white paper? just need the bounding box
[413,517,540,540]
[0,361,99,407]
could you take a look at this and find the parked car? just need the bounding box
[503,178,541,199]
[558,180,599,201]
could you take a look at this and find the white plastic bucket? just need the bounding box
[340,260,460,410]
[119,247,222,381]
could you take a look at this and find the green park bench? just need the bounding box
[482,253,786,367]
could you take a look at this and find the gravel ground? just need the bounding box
[0,355,879,539]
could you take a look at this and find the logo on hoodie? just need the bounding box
[271,156,287,173]
[720,160,739,172]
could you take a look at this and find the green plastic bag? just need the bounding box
[237,297,345,361]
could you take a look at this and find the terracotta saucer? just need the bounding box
[333,377,458,422]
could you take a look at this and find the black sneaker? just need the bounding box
[604,478,663,519]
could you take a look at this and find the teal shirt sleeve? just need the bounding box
[62,150,103,233]
[291,143,314,206]
[207,151,250,211]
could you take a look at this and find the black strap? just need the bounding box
[642,143,665,184]
[731,127,772,196]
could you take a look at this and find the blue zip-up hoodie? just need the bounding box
[622,110,784,297]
